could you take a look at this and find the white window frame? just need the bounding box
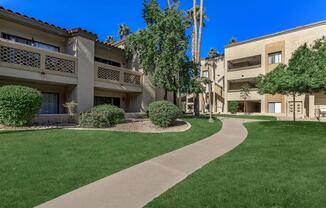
[268,52,282,64]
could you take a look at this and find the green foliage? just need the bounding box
[208,48,219,58]
[106,35,116,44]
[240,83,250,100]
[148,101,180,127]
[229,101,239,114]
[118,24,131,39]
[257,37,326,121]
[0,85,42,126]
[79,105,125,128]
[229,37,237,44]
[187,78,206,94]
[258,37,326,96]
[126,1,191,95]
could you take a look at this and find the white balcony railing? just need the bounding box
[0,38,77,77]
[95,62,142,86]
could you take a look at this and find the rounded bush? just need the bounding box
[148,101,180,128]
[0,85,43,126]
[79,104,125,128]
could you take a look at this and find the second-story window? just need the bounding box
[268,52,282,64]
[95,57,121,67]
[202,71,208,78]
[2,33,60,52]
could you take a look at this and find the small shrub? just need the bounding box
[0,85,43,126]
[63,101,78,116]
[229,101,239,114]
[79,104,125,128]
[148,101,180,128]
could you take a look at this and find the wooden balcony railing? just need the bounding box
[95,62,142,86]
[0,38,77,77]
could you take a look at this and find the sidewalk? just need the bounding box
[37,118,248,208]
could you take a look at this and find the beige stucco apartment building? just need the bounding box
[0,6,174,123]
[200,20,326,120]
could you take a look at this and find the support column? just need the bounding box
[308,95,315,118]
[67,35,95,113]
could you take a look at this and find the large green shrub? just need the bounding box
[0,85,43,126]
[79,104,125,128]
[148,101,180,128]
[229,101,239,114]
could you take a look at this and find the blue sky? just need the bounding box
[1,0,326,57]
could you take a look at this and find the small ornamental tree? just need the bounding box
[229,101,238,114]
[257,37,326,121]
[257,64,303,121]
[240,83,250,114]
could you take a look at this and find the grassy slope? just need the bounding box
[146,121,326,208]
[0,117,221,208]
[218,114,277,120]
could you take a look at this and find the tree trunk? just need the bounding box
[164,89,168,101]
[192,0,198,62]
[244,100,246,114]
[194,93,200,116]
[197,0,204,63]
[293,93,296,122]
[173,92,177,105]
[167,0,171,8]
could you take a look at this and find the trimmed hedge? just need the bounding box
[79,104,125,128]
[0,85,43,126]
[148,101,180,128]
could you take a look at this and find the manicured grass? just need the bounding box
[217,113,277,120]
[146,121,326,208]
[0,117,221,208]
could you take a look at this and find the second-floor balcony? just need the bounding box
[0,38,78,79]
[94,62,143,92]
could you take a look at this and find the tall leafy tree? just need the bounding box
[125,0,191,101]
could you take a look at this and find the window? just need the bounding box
[202,71,208,78]
[95,57,121,67]
[268,52,282,64]
[268,102,281,113]
[94,96,121,108]
[40,93,59,114]
[2,33,60,52]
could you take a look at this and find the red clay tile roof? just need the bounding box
[0,5,99,41]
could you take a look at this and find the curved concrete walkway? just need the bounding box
[37,118,249,208]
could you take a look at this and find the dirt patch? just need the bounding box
[69,119,191,133]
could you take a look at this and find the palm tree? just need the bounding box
[197,0,204,63]
[187,4,208,62]
[229,37,238,44]
[167,0,179,8]
[118,24,131,39]
[105,35,116,44]
[208,48,219,59]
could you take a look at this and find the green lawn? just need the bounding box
[217,113,277,120]
[0,117,221,208]
[146,121,326,208]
